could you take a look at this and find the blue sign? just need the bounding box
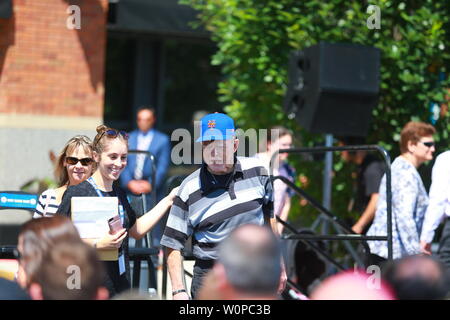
[0,193,38,210]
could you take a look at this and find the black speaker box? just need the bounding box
[284,42,380,137]
[0,0,12,19]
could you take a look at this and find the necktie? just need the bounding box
[134,153,145,180]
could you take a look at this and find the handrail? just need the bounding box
[269,145,393,261]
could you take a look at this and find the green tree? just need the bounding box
[181,0,450,227]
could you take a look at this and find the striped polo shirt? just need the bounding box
[161,156,274,260]
[33,189,59,218]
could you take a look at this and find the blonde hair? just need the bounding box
[54,135,94,187]
[92,125,128,155]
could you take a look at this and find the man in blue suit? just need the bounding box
[120,107,171,247]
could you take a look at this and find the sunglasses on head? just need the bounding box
[95,129,129,146]
[66,157,94,166]
[421,141,435,148]
[104,129,129,139]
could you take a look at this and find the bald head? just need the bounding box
[395,255,442,281]
[231,224,274,246]
[137,108,155,133]
[382,255,450,300]
[217,224,281,296]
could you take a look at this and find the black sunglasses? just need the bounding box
[421,141,435,148]
[95,129,129,146]
[66,157,94,166]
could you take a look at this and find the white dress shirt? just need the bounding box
[134,129,154,180]
[421,151,450,243]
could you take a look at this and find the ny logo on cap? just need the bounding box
[208,120,216,128]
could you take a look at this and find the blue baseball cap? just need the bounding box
[196,112,236,142]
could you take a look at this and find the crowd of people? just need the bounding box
[0,110,449,300]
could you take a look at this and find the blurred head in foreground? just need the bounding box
[17,216,81,289]
[382,254,450,300]
[197,224,281,300]
[27,240,108,300]
[311,270,395,300]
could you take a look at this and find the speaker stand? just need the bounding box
[311,134,365,268]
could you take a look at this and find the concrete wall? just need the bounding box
[0,114,101,190]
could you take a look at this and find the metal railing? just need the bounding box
[269,145,393,264]
[127,150,159,289]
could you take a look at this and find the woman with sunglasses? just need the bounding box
[367,121,436,266]
[34,135,95,218]
[56,125,177,296]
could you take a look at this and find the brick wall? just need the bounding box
[0,0,108,118]
[0,0,108,190]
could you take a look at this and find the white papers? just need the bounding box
[71,197,118,239]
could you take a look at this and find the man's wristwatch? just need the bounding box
[172,289,187,295]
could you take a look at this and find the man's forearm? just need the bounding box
[166,248,187,291]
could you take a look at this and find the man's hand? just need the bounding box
[127,180,152,195]
[420,241,432,255]
[173,291,190,300]
[128,180,142,195]
[139,180,152,194]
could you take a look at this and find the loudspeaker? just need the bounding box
[0,0,12,19]
[107,0,119,25]
[284,42,380,137]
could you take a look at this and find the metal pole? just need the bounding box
[321,134,333,235]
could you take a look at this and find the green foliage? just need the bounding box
[21,178,57,194]
[181,0,450,227]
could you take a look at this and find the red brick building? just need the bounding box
[0,0,107,124]
[0,0,220,190]
[0,0,108,190]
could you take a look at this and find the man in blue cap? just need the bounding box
[161,112,286,299]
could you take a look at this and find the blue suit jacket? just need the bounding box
[120,129,171,202]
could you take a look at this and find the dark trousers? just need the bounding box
[190,259,215,299]
[104,261,131,298]
[438,218,450,271]
[367,253,387,269]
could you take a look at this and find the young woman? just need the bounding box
[56,125,177,296]
[256,126,295,234]
[34,135,95,218]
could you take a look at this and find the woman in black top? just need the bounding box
[57,125,177,296]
